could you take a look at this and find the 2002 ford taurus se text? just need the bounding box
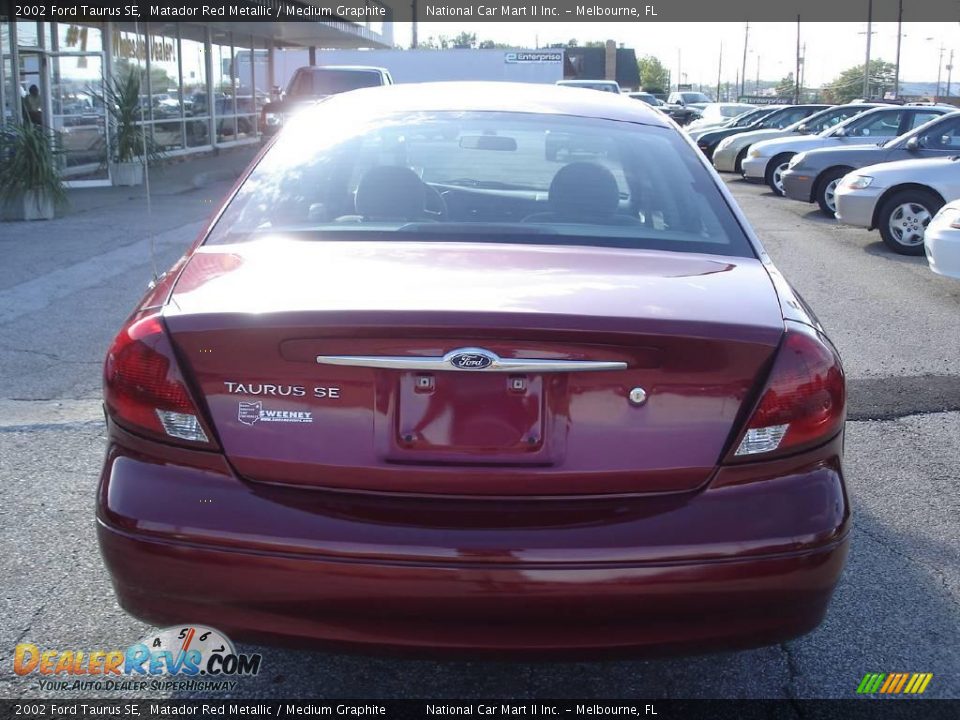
[97,83,849,656]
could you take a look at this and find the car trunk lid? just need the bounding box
[164,239,784,496]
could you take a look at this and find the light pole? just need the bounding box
[937,44,945,98]
[863,0,873,99]
[716,41,723,102]
[893,0,903,98]
[948,49,955,97]
[740,22,749,98]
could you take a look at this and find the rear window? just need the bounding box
[289,69,383,97]
[207,110,753,258]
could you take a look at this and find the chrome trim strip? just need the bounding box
[317,347,627,373]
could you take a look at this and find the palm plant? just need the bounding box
[0,122,67,216]
[103,68,165,164]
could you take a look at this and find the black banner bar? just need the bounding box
[6,0,960,23]
[2,700,960,720]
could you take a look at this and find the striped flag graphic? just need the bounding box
[857,673,933,694]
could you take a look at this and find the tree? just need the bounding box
[776,72,796,97]
[637,55,670,92]
[822,60,896,103]
[478,39,512,49]
[450,32,477,49]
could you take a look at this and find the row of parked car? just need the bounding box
[681,100,960,279]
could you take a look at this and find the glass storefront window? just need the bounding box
[15,21,39,48]
[180,32,210,147]
[211,34,236,143]
[148,26,184,151]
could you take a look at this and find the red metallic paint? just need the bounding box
[97,85,850,655]
[97,420,847,655]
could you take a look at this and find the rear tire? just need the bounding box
[765,153,795,196]
[815,167,852,217]
[877,189,942,256]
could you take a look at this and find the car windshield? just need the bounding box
[208,110,752,258]
[289,69,383,97]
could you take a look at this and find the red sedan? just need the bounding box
[98,82,848,656]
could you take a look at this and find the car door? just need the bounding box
[901,109,945,132]
[915,115,960,159]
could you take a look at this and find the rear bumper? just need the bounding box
[97,424,849,656]
[782,169,816,203]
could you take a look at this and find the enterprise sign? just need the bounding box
[504,51,563,64]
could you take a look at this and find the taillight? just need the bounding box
[104,312,215,447]
[727,323,845,461]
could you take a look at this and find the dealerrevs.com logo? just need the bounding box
[13,625,262,692]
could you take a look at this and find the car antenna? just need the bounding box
[135,20,159,284]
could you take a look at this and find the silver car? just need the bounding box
[835,156,960,255]
[782,110,960,216]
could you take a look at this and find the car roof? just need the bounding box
[302,81,670,127]
[302,65,389,73]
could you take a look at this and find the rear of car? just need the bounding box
[98,83,848,655]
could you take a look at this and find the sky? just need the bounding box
[393,22,960,89]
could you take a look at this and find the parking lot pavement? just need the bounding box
[0,175,957,699]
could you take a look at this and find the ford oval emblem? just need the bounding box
[449,350,495,370]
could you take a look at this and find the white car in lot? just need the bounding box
[925,199,960,279]
[685,103,755,133]
[742,105,951,195]
[834,156,960,255]
[711,104,832,172]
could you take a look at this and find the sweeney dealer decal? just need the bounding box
[238,401,313,426]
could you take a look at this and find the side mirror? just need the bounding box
[834,127,846,137]
[797,123,809,134]
[906,136,921,151]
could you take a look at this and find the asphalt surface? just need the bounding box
[0,167,957,701]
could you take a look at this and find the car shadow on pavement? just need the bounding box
[167,507,958,700]
[800,210,839,225]
[861,241,929,267]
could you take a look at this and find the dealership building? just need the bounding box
[0,3,394,184]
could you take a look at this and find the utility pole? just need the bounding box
[740,22,750,98]
[411,0,418,48]
[800,43,807,99]
[756,56,760,95]
[893,0,903,98]
[735,68,739,100]
[862,0,873,99]
[948,49,955,97]
[716,42,723,101]
[936,44,944,98]
[795,15,801,104]
[677,48,682,90]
